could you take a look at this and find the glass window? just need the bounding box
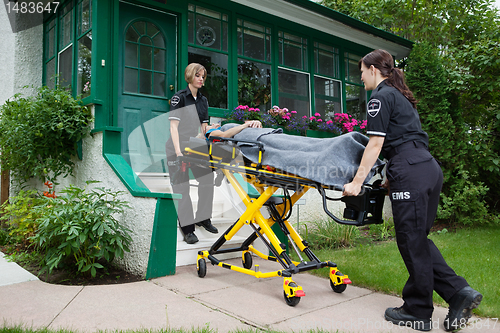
[59,2,73,49]
[188,4,229,109]
[278,68,310,118]
[58,45,73,89]
[77,31,92,98]
[237,59,271,111]
[237,19,271,62]
[345,83,367,120]
[188,4,228,52]
[314,76,341,119]
[345,52,362,84]
[44,18,57,88]
[124,21,167,97]
[188,46,228,109]
[44,0,93,97]
[77,0,91,36]
[314,42,339,79]
[278,31,307,71]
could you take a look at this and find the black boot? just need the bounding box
[385,306,431,331]
[444,286,482,331]
[196,219,218,233]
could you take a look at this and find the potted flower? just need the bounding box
[304,113,329,137]
[263,106,305,135]
[316,120,342,137]
[223,105,262,124]
[333,113,367,134]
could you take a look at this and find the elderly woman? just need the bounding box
[204,120,262,139]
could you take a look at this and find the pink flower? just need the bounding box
[314,112,321,117]
[291,110,297,114]
[326,120,333,124]
[309,116,316,121]
[317,119,323,122]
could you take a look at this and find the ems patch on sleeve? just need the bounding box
[367,99,381,117]
[171,95,180,107]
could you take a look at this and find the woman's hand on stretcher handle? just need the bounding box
[343,136,385,196]
[206,120,262,139]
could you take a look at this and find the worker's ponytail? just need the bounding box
[359,49,417,109]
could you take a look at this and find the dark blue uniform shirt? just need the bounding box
[165,86,209,156]
[365,80,428,158]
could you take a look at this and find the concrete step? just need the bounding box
[138,172,268,267]
[176,217,269,267]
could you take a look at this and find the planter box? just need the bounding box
[221,120,244,126]
[306,129,338,138]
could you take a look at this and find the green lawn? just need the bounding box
[307,225,500,318]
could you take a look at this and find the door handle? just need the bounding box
[169,85,174,91]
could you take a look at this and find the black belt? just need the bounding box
[385,141,428,160]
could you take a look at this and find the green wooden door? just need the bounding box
[118,2,177,174]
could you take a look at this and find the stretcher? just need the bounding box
[177,135,387,306]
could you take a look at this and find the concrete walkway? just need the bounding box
[0,251,497,333]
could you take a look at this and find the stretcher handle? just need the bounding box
[331,184,366,196]
[319,185,366,226]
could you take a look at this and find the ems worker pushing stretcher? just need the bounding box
[343,49,482,332]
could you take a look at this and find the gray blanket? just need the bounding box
[220,123,384,187]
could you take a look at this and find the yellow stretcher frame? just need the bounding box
[178,136,385,306]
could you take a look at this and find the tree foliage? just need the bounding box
[321,0,500,223]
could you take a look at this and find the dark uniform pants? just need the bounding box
[167,156,214,235]
[386,144,468,319]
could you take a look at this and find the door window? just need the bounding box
[124,21,167,97]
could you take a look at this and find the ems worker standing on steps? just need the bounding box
[166,63,218,244]
[343,49,482,332]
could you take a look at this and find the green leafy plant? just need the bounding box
[300,218,360,249]
[367,218,395,241]
[0,189,45,248]
[0,85,93,185]
[32,181,133,277]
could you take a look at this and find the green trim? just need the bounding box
[146,197,178,279]
[91,125,123,134]
[283,0,413,49]
[101,128,180,199]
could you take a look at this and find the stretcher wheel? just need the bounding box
[330,279,347,293]
[197,258,206,278]
[242,252,253,269]
[283,282,301,307]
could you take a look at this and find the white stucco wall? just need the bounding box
[13,25,43,94]
[0,5,16,105]
[70,129,158,277]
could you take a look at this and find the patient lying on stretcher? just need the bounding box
[201,120,383,188]
[204,120,262,139]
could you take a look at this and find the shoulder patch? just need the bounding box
[367,99,381,118]
[171,95,181,107]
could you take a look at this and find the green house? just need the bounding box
[1,0,412,278]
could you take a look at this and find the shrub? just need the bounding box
[0,85,93,185]
[406,43,498,226]
[300,218,360,249]
[0,190,45,249]
[367,218,395,241]
[438,169,498,225]
[32,182,132,277]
